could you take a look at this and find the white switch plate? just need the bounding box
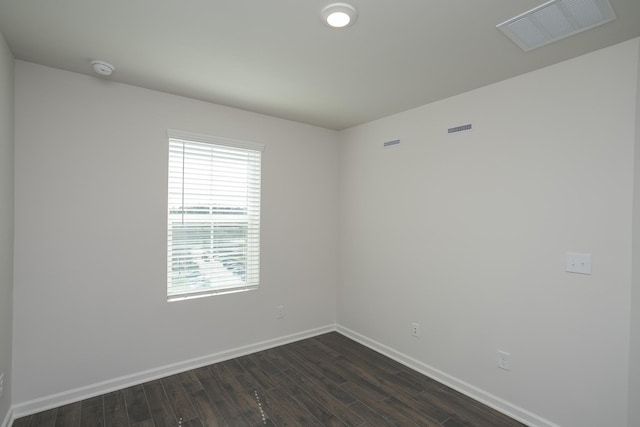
[566,252,592,275]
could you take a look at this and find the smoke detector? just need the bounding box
[90,60,115,76]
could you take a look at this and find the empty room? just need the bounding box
[1,1,640,426]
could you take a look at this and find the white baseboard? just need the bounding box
[12,324,335,419]
[336,325,559,427]
[1,407,13,427]
[10,324,559,427]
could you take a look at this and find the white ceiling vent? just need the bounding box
[497,0,616,52]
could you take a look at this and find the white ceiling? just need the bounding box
[0,0,638,130]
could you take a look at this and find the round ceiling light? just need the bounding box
[90,59,115,76]
[322,3,357,28]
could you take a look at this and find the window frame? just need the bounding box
[166,129,264,301]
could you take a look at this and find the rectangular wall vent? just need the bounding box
[497,0,616,52]
[448,124,472,134]
[383,139,401,148]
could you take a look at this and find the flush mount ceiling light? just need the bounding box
[90,59,115,76]
[322,3,357,28]
[497,0,616,51]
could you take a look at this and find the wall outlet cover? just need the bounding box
[497,350,511,371]
[411,322,420,337]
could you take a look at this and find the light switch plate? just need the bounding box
[566,252,592,275]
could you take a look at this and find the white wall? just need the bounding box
[338,38,639,427]
[12,61,339,405]
[10,36,640,427]
[629,38,640,427]
[0,32,14,426]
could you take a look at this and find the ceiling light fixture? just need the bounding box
[90,59,115,76]
[322,3,357,28]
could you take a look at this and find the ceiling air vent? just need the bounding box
[448,124,472,134]
[497,0,616,52]
[383,139,400,148]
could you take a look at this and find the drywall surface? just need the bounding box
[338,38,639,427]
[629,37,640,427]
[0,31,14,426]
[13,61,339,404]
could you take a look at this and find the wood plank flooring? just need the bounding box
[12,332,526,426]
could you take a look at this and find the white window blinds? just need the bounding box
[167,130,263,301]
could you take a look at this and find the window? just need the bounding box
[167,130,263,301]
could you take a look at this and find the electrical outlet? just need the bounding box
[276,305,285,319]
[497,350,511,371]
[411,322,420,337]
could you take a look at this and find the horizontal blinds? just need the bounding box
[168,134,262,300]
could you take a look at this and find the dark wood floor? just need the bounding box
[12,332,526,426]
